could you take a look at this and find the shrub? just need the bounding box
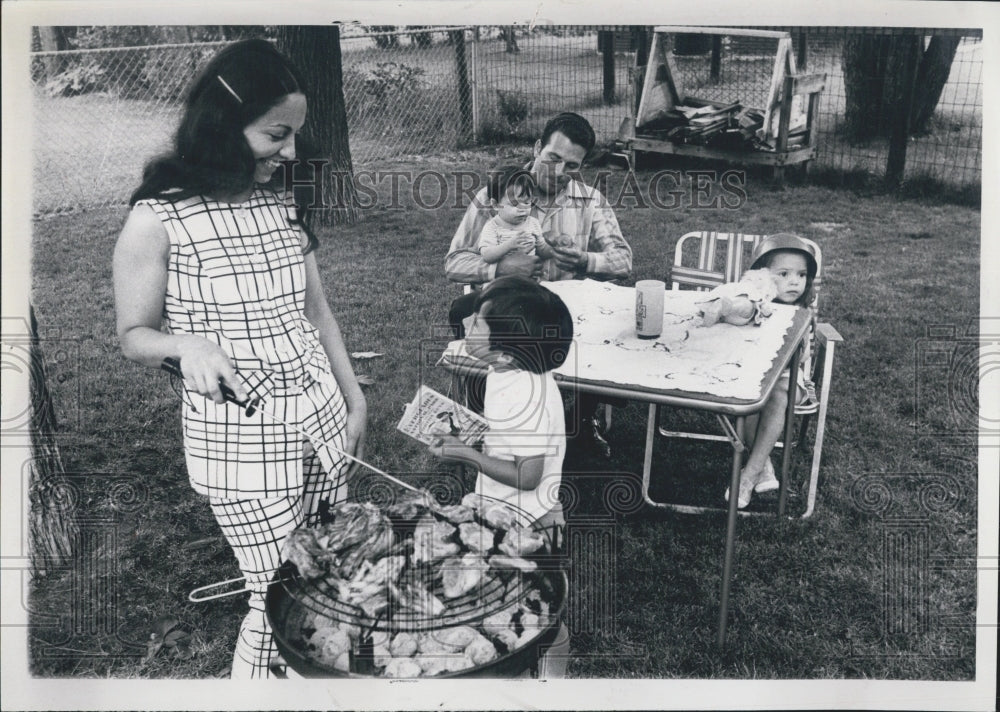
[495,89,530,129]
[44,62,106,97]
[362,62,426,103]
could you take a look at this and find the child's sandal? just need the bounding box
[725,467,757,509]
[753,458,780,493]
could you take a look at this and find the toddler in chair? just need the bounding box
[709,233,820,509]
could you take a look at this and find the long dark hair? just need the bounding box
[472,276,573,374]
[129,39,319,251]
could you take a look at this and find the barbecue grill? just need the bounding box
[264,494,568,678]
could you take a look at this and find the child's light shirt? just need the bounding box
[477,215,544,257]
[475,367,565,522]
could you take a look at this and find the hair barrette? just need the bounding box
[216,75,243,104]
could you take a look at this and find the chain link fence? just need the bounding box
[30,25,982,216]
[790,26,981,187]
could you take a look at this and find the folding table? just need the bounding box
[439,280,813,646]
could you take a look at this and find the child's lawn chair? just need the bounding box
[658,231,842,518]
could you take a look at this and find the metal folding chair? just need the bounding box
[658,231,842,518]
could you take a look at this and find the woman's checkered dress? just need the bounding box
[139,189,349,678]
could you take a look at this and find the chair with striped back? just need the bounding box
[664,231,842,518]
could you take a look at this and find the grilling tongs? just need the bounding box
[161,358,430,602]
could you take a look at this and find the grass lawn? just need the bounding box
[27,155,979,679]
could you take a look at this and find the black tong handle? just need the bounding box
[161,357,258,414]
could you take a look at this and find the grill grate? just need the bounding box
[273,494,557,635]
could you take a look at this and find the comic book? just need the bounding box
[396,385,489,447]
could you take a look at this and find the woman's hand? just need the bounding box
[342,396,368,478]
[175,335,249,404]
[428,433,476,464]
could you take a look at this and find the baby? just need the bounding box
[477,166,555,268]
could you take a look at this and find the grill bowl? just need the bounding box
[265,493,567,678]
[266,562,567,678]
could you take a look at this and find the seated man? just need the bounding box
[445,112,633,457]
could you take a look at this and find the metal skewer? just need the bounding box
[161,358,425,496]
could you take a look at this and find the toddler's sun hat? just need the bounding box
[750,233,818,279]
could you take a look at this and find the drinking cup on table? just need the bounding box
[635,280,665,339]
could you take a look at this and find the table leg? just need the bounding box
[778,343,802,517]
[718,415,745,648]
[641,403,659,507]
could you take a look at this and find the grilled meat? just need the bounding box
[440,553,488,599]
[481,502,517,530]
[460,492,487,510]
[442,654,476,673]
[282,502,393,580]
[481,605,517,636]
[465,633,498,666]
[337,519,395,578]
[389,631,418,657]
[458,522,495,553]
[282,527,332,579]
[384,657,422,678]
[386,495,430,521]
[497,525,545,557]
[336,555,406,603]
[414,653,448,675]
[433,503,476,525]
[429,625,478,650]
[411,514,460,566]
[390,579,446,616]
[489,554,538,573]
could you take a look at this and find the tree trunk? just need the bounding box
[28,306,78,574]
[911,35,961,135]
[880,34,920,133]
[843,32,961,141]
[841,35,890,141]
[884,35,921,186]
[277,26,359,225]
[37,26,68,79]
[501,27,519,54]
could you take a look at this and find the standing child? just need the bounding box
[477,167,555,269]
[112,40,368,678]
[726,233,819,509]
[428,276,573,677]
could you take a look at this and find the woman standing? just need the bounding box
[112,39,367,678]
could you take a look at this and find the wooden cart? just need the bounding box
[616,27,825,177]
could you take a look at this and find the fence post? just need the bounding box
[453,28,473,144]
[710,36,722,82]
[470,28,479,142]
[633,28,651,117]
[885,34,921,188]
[600,30,616,105]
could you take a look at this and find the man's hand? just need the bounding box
[550,244,588,273]
[496,251,543,279]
